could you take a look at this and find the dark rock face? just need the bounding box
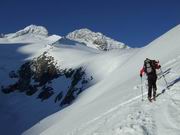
[93,38,108,51]
[1,52,92,106]
[61,67,85,106]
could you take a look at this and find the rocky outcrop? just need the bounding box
[1,52,92,106]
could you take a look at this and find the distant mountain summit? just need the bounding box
[5,25,48,39]
[1,25,129,51]
[66,28,129,51]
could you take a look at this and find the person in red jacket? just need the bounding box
[140,58,161,101]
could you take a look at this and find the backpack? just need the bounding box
[144,59,156,75]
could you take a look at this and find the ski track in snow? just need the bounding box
[70,56,180,135]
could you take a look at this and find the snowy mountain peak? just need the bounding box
[21,25,48,36]
[66,28,103,40]
[73,28,95,33]
[5,25,48,39]
[66,28,129,51]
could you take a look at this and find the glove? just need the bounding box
[140,74,142,78]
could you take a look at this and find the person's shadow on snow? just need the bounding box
[156,76,180,97]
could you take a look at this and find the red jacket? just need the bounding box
[140,60,161,76]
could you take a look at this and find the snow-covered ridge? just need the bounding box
[22,24,180,135]
[0,24,180,135]
[5,25,48,38]
[1,25,128,51]
[66,28,129,51]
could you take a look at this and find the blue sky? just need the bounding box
[0,0,180,47]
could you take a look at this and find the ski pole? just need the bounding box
[160,68,168,88]
[141,77,144,101]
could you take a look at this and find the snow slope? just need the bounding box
[23,24,180,135]
[0,25,129,135]
[0,24,180,135]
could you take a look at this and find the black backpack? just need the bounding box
[144,59,156,75]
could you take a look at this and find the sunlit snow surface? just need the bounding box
[0,25,180,135]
